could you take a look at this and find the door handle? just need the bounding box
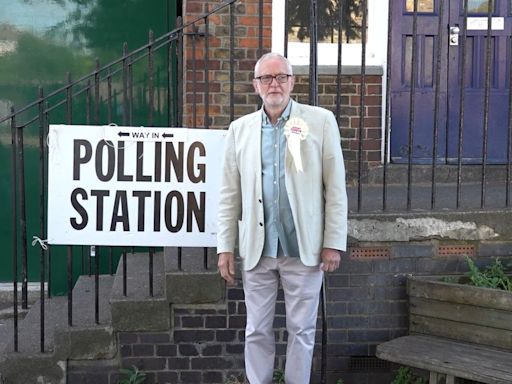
[450,26,460,46]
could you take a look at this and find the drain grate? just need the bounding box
[438,244,475,257]
[349,356,390,371]
[349,247,390,259]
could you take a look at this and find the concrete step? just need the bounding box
[1,275,114,355]
[53,275,116,360]
[363,164,512,185]
[0,275,116,384]
[67,358,119,384]
[0,283,45,354]
[163,247,223,304]
[110,252,169,331]
[0,352,67,384]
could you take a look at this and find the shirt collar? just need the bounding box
[262,100,293,125]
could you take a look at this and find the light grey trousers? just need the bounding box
[242,256,324,384]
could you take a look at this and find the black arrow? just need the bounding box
[162,133,174,138]
[118,131,129,137]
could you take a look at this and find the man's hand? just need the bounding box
[320,248,341,272]
[218,252,236,285]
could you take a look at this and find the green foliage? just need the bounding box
[223,375,245,384]
[118,366,146,384]
[286,0,362,43]
[441,276,458,284]
[273,369,285,384]
[466,257,512,291]
[391,367,426,384]
[336,379,345,384]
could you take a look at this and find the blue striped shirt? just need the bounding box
[260,101,299,258]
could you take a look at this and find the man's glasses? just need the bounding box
[255,74,291,85]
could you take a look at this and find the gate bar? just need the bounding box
[431,0,445,209]
[123,250,127,296]
[38,87,46,353]
[94,59,100,124]
[457,0,469,208]
[507,19,512,206]
[192,24,198,127]
[335,0,345,126]
[204,14,210,130]
[95,247,100,324]
[107,69,113,123]
[10,108,19,352]
[149,248,154,297]
[67,246,73,326]
[177,17,184,127]
[480,0,494,208]
[357,0,368,212]
[122,43,129,126]
[16,119,28,310]
[229,2,235,123]
[148,30,155,127]
[45,103,52,299]
[383,0,393,211]
[407,0,419,210]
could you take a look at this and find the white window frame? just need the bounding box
[271,0,389,67]
[272,0,391,164]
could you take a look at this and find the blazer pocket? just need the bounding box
[237,220,246,259]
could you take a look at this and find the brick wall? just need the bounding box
[67,241,512,384]
[182,0,272,129]
[293,73,383,179]
[181,0,384,181]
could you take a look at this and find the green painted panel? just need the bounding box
[0,0,177,294]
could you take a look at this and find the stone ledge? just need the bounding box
[166,271,224,304]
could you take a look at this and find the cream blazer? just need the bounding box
[216,100,348,271]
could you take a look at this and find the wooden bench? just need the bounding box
[376,275,512,383]
[376,335,512,384]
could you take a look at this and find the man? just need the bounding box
[217,52,347,384]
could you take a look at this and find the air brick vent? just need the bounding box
[438,245,475,257]
[349,247,389,259]
[349,356,390,371]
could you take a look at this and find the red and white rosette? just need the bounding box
[284,117,309,172]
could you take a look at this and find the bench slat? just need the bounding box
[376,335,512,384]
[410,314,512,350]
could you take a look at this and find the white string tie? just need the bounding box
[31,236,48,250]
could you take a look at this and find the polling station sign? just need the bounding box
[47,125,225,247]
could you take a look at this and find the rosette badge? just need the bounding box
[284,117,309,172]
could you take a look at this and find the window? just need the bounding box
[272,0,388,66]
[467,0,492,13]
[287,0,364,45]
[406,0,435,13]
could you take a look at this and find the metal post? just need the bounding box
[10,107,19,352]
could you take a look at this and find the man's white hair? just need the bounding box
[254,52,293,76]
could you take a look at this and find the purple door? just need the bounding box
[391,0,512,164]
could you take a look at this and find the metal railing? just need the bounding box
[1,0,237,355]
[2,0,512,382]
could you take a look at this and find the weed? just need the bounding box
[224,374,246,384]
[118,365,146,384]
[272,369,285,384]
[441,276,458,284]
[391,366,426,384]
[466,257,512,291]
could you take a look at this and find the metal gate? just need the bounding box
[391,0,512,164]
